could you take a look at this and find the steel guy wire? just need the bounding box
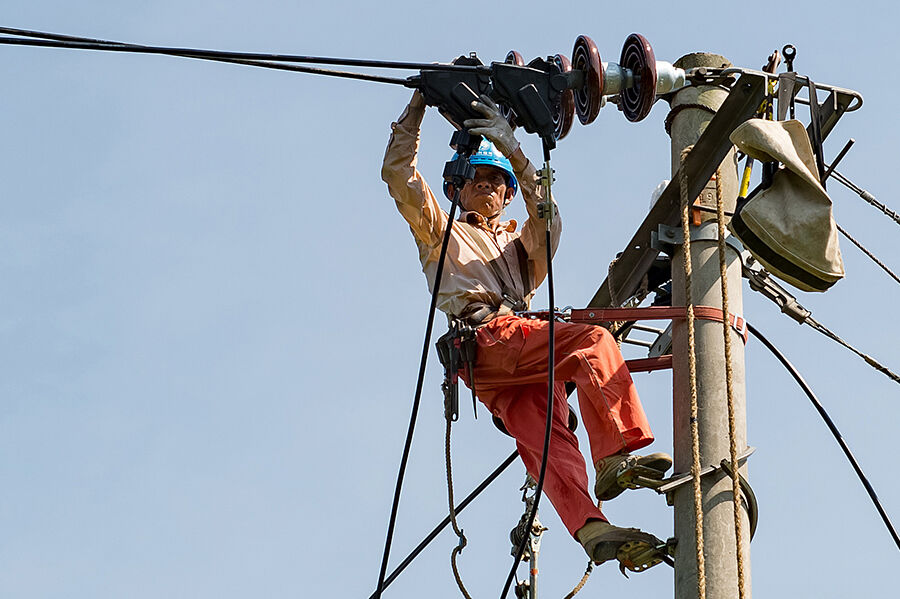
[805,316,900,385]
[746,262,900,385]
[830,169,900,227]
[836,223,900,286]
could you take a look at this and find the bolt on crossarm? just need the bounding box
[668,52,752,599]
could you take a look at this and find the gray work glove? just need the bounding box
[463,95,520,157]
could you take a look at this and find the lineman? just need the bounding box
[382,89,672,568]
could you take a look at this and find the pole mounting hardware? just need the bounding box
[652,221,744,256]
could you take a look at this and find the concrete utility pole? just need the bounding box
[668,53,752,599]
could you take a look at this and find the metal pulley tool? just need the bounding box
[415,54,493,131]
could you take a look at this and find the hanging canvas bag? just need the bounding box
[729,118,844,292]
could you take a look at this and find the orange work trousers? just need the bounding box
[461,314,654,537]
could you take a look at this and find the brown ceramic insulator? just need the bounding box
[571,35,603,125]
[619,33,657,122]
[551,53,575,140]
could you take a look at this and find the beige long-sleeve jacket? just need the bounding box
[381,100,561,319]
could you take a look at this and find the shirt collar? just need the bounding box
[459,210,518,233]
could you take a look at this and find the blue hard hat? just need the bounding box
[442,138,518,199]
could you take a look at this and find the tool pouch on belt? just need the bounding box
[436,319,478,421]
[728,118,844,292]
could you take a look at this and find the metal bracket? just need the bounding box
[655,446,759,540]
[656,446,755,494]
[648,322,673,358]
[651,220,745,256]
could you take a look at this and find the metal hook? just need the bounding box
[782,44,796,72]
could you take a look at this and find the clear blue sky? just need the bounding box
[2,2,897,597]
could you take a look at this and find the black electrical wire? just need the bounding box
[0,26,485,73]
[747,322,900,552]
[369,450,519,598]
[0,35,412,85]
[373,188,462,599]
[500,224,556,599]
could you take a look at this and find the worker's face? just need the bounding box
[455,166,514,219]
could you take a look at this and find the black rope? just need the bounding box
[0,26,484,73]
[369,451,519,598]
[747,322,900,552]
[373,188,462,599]
[500,225,556,598]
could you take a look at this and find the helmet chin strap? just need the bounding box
[483,196,513,222]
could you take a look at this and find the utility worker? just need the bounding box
[382,89,672,568]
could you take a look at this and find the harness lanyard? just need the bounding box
[501,147,556,598]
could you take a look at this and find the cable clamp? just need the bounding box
[741,252,811,324]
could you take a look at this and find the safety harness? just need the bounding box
[436,222,533,421]
[456,222,532,324]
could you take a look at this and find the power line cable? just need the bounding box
[373,188,463,599]
[501,163,557,599]
[368,451,518,598]
[747,322,900,552]
[0,26,482,73]
[0,35,411,85]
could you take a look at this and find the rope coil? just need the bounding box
[562,561,594,599]
[445,418,473,599]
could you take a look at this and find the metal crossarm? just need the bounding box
[588,73,767,308]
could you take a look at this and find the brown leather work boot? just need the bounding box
[575,520,665,568]
[594,452,672,501]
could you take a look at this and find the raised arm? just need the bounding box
[381,90,447,249]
